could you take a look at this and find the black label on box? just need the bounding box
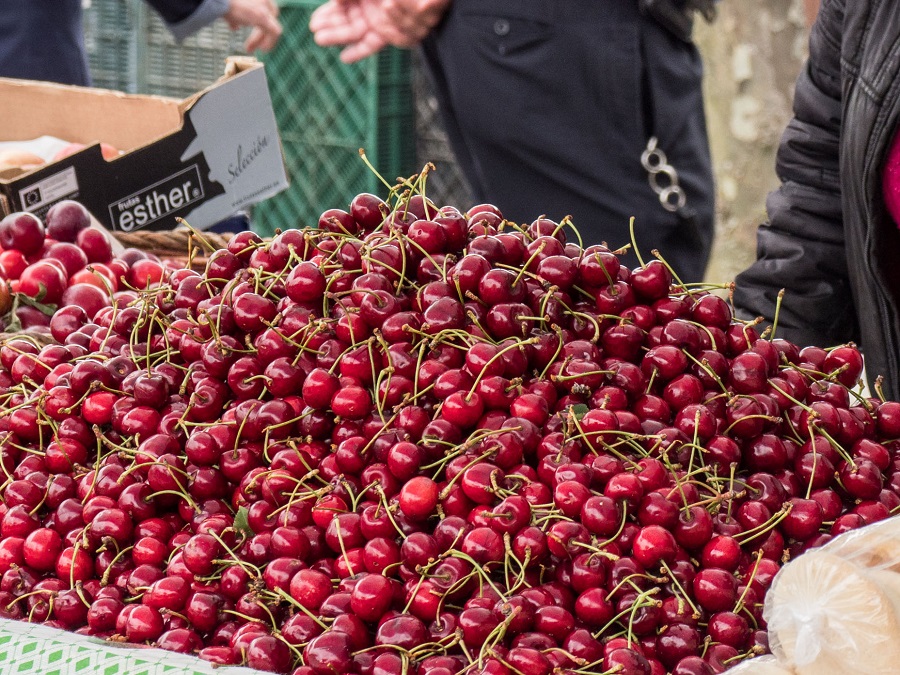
[108,164,205,231]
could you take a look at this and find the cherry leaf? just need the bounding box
[233,506,254,537]
[570,404,589,420]
[16,293,57,317]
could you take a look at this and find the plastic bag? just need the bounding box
[756,515,900,675]
[764,550,900,674]
[812,515,900,572]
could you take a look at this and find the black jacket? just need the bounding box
[733,0,900,400]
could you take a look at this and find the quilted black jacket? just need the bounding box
[733,0,900,401]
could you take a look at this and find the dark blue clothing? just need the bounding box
[0,0,223,87]
[421,0,715,282]
[0,0,91,86]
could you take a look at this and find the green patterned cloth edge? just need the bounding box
[0,616,272,675]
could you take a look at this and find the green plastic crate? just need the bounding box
[82,0,138,92]
[138,6,249,99]
[252,0,416,236]
[83,0,420,232]
[83,0,249,98]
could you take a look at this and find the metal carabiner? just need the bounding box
[659,185,687,212]
[648,164,678,194]
[642,136,688,213]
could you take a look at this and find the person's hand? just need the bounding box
[309,0,388,63]
[224,0,283,53]
[374,0,451,46]
[310,0,451,64]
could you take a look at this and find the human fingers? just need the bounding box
[251,12,282,51]
[225,0,283,49]
[309,0,345,31]
[244,22,280,52]
[379,0,449,44]
[339,31,388,63]
[310,2,370,46]
[311,18,371,47]
[356,0,415,46]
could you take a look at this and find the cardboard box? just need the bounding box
[0,57,289,232]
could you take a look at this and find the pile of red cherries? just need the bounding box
[0,185,893,675]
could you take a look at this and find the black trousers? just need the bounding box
[421,0,715,283]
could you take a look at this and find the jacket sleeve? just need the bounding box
[732,0,857,348]
[143,0,229,41]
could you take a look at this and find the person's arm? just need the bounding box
[143,0,224,40]
[144,0,281,52]
[733,0,854,347]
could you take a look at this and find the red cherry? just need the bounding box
[399,476,439,521]
[22,528,62,571]
[0,212,45,255]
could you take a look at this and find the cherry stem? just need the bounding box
[628,216,645,268]
[659,560,701,618]
[626,588,662,646]
[513,241,546,288]
[359,409,402,458]
[564,310,604,342]
[437,449,497,500]
[593,587,659,643]
[683,351,729,394]
[734,550,764,616]
[446,550,507,601]
[769,288,786,340]
[567,414,641,466]
[651,249,688,296]
[208,530,260,579]
[358,149,395,193]
[466,337,538,399]
[401,573,428,615]
[599,503,630,549]
[375,487,408,540]
[874,375,887,403]
[733,504,792,544]
[73,581,91,608]
[721,412,782,438]
[811,425,855,469]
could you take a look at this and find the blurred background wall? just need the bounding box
[696,0,815,283]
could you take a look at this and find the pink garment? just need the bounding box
[884,129,900,226]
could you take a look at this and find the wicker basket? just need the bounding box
[0,229,237,346]
[0,328,55,347]
[111,228,233,271]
